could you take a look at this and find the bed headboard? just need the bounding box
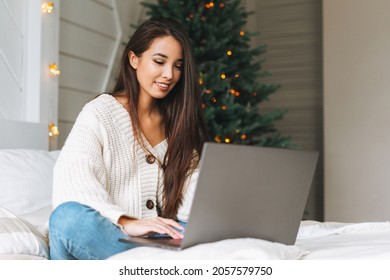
[0,120,48,150]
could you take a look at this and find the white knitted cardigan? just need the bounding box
[52,94,197,225]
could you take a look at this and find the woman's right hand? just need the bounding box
[118,216,184,239]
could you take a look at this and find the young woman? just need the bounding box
[49,17,209,260]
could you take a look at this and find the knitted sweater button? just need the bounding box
[146,155,155,164]
[146,199,154,210]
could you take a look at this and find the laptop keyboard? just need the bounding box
[147,236,182,247]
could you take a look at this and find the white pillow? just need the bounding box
[0,149,59,215]
[0,206,49,259]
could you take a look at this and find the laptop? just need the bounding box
[119,142,319,250]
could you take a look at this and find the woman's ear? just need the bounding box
[128,51,138,70]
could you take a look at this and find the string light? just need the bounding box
[205,2,214,8]
[48,122,59,137]
[241,134,247,140]
[240,30,245,36]
[221,105,227,110]
[235,91,240,97]
[214,136,221,143]
[230,89,236,94]
[234,73,240,78]
[227,50,233,56]
[220,3,225,8]
[224,138,230,143]
[211,97,217,103]
[49,63,60,75]
[202,103,206,109]
[220,74,226,79]
[205,89,212,94]
[42,2,54,13]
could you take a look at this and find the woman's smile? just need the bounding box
[155,81,170,91]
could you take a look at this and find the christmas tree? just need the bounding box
[141,0,293,147]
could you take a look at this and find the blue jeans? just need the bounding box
[49,201,186,260]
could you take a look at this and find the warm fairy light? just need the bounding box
[220,3,225,8]
[199,78,203,85]
[252,92,257,96]
[205,2,214,8]
[227,50,233,56]
[49,63,60,75]
[235,91,240,97]
[211,97,217,103]
[48,122,59,137]
[224,138,230,143]
[230,89,236,94]
[234,73,240,78]
[220,74,226,79]
[214,136,221,143]
[205,89,212,94]
[241,134,247,140]
[221,105,227,110]
[240,30,245,36]
[42,2,54,13]
[202,103,206,109]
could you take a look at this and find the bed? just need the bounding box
[1,120,390,260]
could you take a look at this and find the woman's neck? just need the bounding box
[137,92,159,118]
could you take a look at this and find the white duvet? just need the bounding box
[3,206,390,260]
[109,220,390,260]
[296,221,390,259]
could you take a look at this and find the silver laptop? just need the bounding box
[119,142,318,250]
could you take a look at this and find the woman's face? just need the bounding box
[129,36,183,100]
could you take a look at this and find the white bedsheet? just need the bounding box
[109,238,306,260]
[296,220,390,259]
[109,220,390,260]
[4,203,390,260]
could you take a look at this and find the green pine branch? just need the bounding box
[140,0,294,148]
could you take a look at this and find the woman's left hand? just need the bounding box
[118,216,185,239]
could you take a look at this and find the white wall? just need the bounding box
[324,0,390,222]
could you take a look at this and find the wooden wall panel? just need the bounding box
[0,61,22,119]
[0,1,23,84]
[92,0,113,9]
[60,20,115,65]
[245,0,323,220]
[60,0,117,37]
[3,0,24,32]
[0,0,24,120]
[59,88,96,122]
[58,0,121,148]
[59,54,107,93]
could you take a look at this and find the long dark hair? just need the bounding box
[111,17,209,219]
